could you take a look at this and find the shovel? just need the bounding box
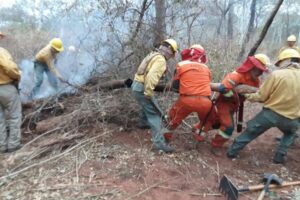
[219,175,300,200]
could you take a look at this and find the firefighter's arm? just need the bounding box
[245,74,275,102]
[210,83,221,92]
[0,51,21,81]
[46,59,63,80]
[218,72,241,97]
[144,57,166,97]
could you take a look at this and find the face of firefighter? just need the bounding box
[277,59,292,68]
[50,47,60,54]
[159,45,175,60]
[287,41,296,47]
[250,68,263,81]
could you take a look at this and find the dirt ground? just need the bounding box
[0,99,300,200]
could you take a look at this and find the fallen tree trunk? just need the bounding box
[96,78,173,92]
[35,110,91,133]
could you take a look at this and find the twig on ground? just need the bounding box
[189,192,222,197]
[124,177,175,200]
[0,130,113,181]
[182,120,192,129]
[216,161,220,183]
[22,127,61,149]
[29,183,112,191]
[156,186,182,192]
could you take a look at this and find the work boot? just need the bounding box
[164,133,173,143]
[227,151,238,159]
[273,152,285,164]
[153,142,175,153]
[6,144,23,153]
[137,123,151,129]
[192,128,205,142]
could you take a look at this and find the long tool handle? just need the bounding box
[198,92,217,134]
[257,190,266,200]
[241,181,300,192]
[237,102,244,132]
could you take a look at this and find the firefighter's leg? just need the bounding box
[274,115,298,163]
[168,97,192,130]
[227,108,273,158]
[211,106,234,148]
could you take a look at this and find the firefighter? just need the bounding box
[193,54,270,155]
[166,44,212,141]
[131,39,178,153]
[279,35,300,54]
[0,31,22,153]
[30,38,64,98]
[227,49,300,164]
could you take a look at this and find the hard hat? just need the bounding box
[275,48,300,65]
[50,38,64,52]
[190,44,204,51]
[189,44,207,63]
[287,35,297,42]
[163,39,178,53]
[68,45,76,52]
[254,54,271,66]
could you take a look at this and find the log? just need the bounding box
[35,110,91,133]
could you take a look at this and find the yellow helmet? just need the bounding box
[163,39,178,53]
[50,38,64,52]
[287,35,297,42]
[190,44,204,51]
[275,48,300,65]
[254,54,270,66]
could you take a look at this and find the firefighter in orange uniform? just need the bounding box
[166,44,212,140]
[193,54,270,154]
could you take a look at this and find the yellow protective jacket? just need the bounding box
[279,46,300,54]
[246,65,300,119]
[0,47,21,85]
[134,52,166,97]
[35,45,62,78]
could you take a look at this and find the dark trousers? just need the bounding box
[228,108,298,156]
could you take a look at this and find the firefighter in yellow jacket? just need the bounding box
[131,39,177,153]
[279,35,300,54]
[0,31,22,153]
[30,38,64,98]
[228,49,300,164]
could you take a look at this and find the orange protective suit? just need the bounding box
[168,60,212,138]
[194,56,266,147]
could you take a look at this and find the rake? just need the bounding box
[219,175,300,200]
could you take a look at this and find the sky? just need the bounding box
[0,0,15,7]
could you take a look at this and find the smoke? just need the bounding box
[18,11,107,102]
[16,3,137,103]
